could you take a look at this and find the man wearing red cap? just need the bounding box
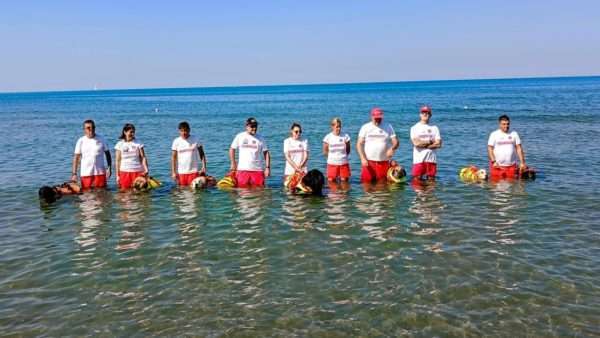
[356,107,399,182]
[410,105,442,180]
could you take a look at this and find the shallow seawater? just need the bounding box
[1,77,600,336]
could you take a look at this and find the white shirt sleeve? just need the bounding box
[303,139,309,152]
[434,126,441,141]
[74,138,82,154]
[100,137,109,152]
[114,140,122,151]
[410,125,416,140]
[171,138,178,151]
[322,134,329,144]
[358,125,367,139]
[487,132,495,146]
[283,138,289,154]
[513,131,521,145]
[230,134,240,149]
[261,136,269,152]
[388,124,396,138]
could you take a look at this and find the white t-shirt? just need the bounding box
[74,135,110,176]
[230,132,269,171]
[171,136,201,174]
[283,137,309,175]
[115,139,144,172]
[410,122,441,164]
[358,122,396,161]
[323,132,350,165]
[488,129,521,166]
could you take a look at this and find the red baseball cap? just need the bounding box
[370,107,384,118]
[420,105,432,113]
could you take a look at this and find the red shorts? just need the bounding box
[236,170,265,188]
[327,163,351,180]
[177,172,200,186]
[81,174,107,189]
[118,171,145,189]
[490,164,517,180]
[361,160,390,183]
[412,162,437,178]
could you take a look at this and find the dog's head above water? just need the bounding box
[300,169,325,195]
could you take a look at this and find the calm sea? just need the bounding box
[1,77,599,336]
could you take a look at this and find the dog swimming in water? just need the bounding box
[284,169,325,195]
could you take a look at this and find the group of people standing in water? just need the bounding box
[66,106,528,191]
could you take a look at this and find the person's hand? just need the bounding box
[520,163,527,171]
[171,172,178,181]
[386,148,395,159]
[143,170,149,177]
[106,167,112,179]
[360,158,368,167]
[200,167,206,175]
[264,167,271,177]
[71,174,78,182]
[492,160,499,168]
[230,163,237,172]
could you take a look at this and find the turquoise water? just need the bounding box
[1,77,600,336]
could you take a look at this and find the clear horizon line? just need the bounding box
[2,74,599,95]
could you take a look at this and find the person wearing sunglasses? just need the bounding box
[229,117,271,187]
[283,122,309,180]
[410,105,442,180]
[71,119,112,189]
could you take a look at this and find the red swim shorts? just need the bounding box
[118,171,145,189]
[360,160,390,183]
[490,163,517,180]
[81,174,107,189]
[177,172,200,186]
[327,163,351,180]
[236,170,265,187]
[412,162,437,178]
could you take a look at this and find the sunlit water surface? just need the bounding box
[1,77,599,336]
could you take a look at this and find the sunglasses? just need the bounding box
[84,126,94,130]
[292,129,301,134]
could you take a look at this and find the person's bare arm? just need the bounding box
[516,144,526,169]
[115,150,122,184]
[488,145,497,166]
[139,148,149,175]
[356,137,367,166]
[323,142,329,157]
[428,138,442,149]
[71,153,80,181]
[386,136,399,159]
[229,148,237,171]
[171,150,178,180]
[264,151,271,177]
[198,145,207,174]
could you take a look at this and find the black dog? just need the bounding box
[301,169,325,195]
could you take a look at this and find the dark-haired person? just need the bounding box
[283,122,309,180]
[171,121,207,186]
[229,117,270,187]
[410,105,442,180]
[39,181,82,204]
[71,120,112,189]
[356,107,399,183]
[115,123,149,189]
[487,114,527,179]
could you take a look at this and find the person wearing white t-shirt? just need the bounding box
[283,122,309,178]
[410,105,442,180]
[356,107,399,183]
[71,119,112,189]
[322,117,351,182]
[171,121,207,186]
[487,114,527,179]
[229,117,271,187]
[114,123,149,189]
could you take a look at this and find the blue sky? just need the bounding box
[1,0,599,92]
